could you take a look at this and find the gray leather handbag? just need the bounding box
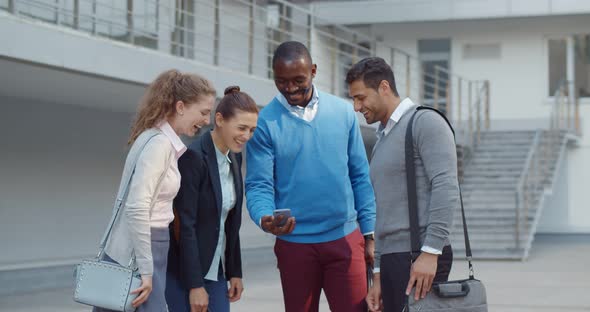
[404,107,488,312]
[73,132,162,312]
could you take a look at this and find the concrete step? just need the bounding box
[450,239,529,251]
[462,191,522,200]
[451,247,526,260]
[452,214,534,224]
[461,203,518,210]
[469,154,529,161]
[462,172,555,182]
[461,176,521,182]
[462,183,545,191]
[457,212,537,222]
[451,210,529,218]
[461,179,552,186]
[477,138,536,145]
[450,231,529,240]
[461,184,520,191]
[463,198,542,208]
[463,170,522,177]
[450,236,528,247]
[473,147,531,154]
[469,158,527,165]
[450,236,529,247]
[464,165,525,171]
[464,164,527,171]
[464,205,539,213]
[480,130,536,137]
[462,177,520,184]
[451,219,534,229]
[480,130,537,136]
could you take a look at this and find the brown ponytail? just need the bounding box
[128,69,216,144]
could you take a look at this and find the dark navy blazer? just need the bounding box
[168,131,243,289]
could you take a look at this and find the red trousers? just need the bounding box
[274,229,368,312]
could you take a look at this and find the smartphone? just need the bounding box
[273,208,291,227]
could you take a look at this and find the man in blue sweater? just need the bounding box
[245,41,377,312]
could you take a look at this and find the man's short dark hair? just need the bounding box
[272,41,313,67]
[346,57,399,97]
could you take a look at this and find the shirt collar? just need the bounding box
[214,144,232,165]
[391,97,415,123]
[376,97,416,138]
[276,85,319,112]
[157,121,187,159]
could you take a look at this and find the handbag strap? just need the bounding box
[97,130,173,266]
[405,106,474,279]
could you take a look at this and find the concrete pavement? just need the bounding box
[1,234,589,311]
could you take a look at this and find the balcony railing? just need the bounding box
[2,0,488,145]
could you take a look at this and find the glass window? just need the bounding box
[340,41,371,98]
[548,38,567,96]
[419,39,451,114]
[548,35,590,98]
[575,35,590,97]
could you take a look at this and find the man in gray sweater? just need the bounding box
[346,57,459,312]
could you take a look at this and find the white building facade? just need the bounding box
[314,0,590,233]
[2,0,587,293]
[1,0,447,290]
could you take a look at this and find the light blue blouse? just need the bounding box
[204,145,236,281]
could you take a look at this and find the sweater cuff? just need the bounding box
[253,209,273,231]
[423,235,446,252]
[358,220,375,235]
[421,245,442,255]
[136,258,153,276]
[373,254,381,271]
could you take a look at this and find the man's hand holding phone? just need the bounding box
[261,209,296,235]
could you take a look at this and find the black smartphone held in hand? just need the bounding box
[273,208,291,227]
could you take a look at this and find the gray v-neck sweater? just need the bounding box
[370,106,459,269]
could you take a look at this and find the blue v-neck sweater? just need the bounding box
[245,91,376,243]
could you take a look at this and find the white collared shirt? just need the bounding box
[159,121,187,159]
[149,122,187,228]
[276,85,320,122]
[376,97,416,141]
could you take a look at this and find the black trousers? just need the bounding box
[380,245,453,312]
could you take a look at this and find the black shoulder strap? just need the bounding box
[405,106,474,279]
[416,106,455,137]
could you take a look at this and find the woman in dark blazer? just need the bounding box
[166,86,259,312]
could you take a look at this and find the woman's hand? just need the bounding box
[228,277,244,302]
[189,287,209,312]
[131,275,153,307]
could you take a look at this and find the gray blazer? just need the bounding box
[103,128,175,276]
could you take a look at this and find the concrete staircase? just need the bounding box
[451,130,569,260]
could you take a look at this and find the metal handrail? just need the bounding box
[552,79,579,135]
[511,78,579,250]
[514,130,541,249]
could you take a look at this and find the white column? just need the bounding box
[157,0,173,54]
[566,36,576,104]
